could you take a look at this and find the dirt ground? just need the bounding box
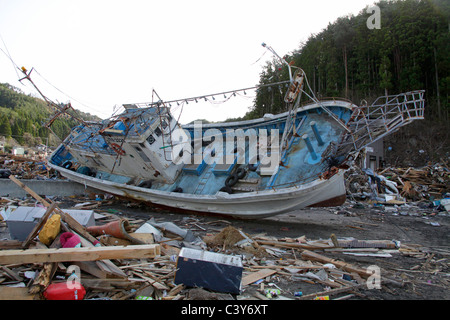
[100,199,449,301]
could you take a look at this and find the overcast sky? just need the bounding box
[0,0,377,124]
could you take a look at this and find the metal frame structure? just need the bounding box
[336,90,425,159]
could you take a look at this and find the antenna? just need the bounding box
[261,43,293,84]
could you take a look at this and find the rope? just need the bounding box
[132,80,291,109]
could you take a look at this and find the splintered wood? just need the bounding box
[0,245,161,265]
[378,163,449,200]
[0,177,163,300]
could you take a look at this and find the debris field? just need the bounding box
[0,173,448,301]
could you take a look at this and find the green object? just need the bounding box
[136,296,153,300]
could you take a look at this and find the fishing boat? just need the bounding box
[25,45,426,218]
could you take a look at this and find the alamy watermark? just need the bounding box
[366,265,382,289]
[66,265,82,290]
[170,121,280,171]
[367,5,381,30]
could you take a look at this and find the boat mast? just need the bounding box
[261,43,293,83]
[261,43,304,165]
[18,66,89,128]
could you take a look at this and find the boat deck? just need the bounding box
[150,108,351,195]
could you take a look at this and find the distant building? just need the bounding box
[363,139,384,171]
[12,146,25,156]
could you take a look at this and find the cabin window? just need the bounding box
[147,134,156,145]
[154,127,162,137]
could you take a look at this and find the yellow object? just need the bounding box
[314,296,330,300]
[39,214,61,245]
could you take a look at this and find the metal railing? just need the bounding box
[335,90,425,158]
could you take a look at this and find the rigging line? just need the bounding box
[0,34,20,80]
[32,68,110,117]
[135,80,291,107]
[251,49,267,65]
[175,100,185,125]
[0,47,21,80]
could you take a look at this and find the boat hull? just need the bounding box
[48,162,346,219]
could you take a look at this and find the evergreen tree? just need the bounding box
[0,114,12,138]
[246,0,449,122]
[0,83,101,145]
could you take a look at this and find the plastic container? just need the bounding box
[43,282,86,300]
[313,295,329,300]
[264,288,281,298]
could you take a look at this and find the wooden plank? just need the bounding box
[297,283,366,300]
[81,278,133,291]
[1,266,23,281]
[9,176,49,205]
[131,271,169,291]
[75,231,127,278]
[301,250,372,278]
[0,287,38,300]
[0,244,161,265]
[168,284,185,296]
[241,268,276,286]
[337,239,398,249]
[73,261,114,279]
[0,240,23,250]
[60,211,99,244]
[256,240,331,250]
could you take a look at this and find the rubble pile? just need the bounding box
[0,179,447,301]
[0,155,60,180]
[379,163,449,201]
[345,161,449,203]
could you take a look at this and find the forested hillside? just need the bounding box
[0,83,100,146]
[245,0,449,122]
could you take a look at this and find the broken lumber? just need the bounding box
[337,239,398,249]
[0,244,161,265]
[29,262,58,294]
[241,268,277,286]
[74,231,127,278]
[255,240,330,250]
[0,287,38,300]
[297,283,366,300]
[301,250,373,278]
[0,240,23,250]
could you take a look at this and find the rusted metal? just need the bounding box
[307,194,347,208]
